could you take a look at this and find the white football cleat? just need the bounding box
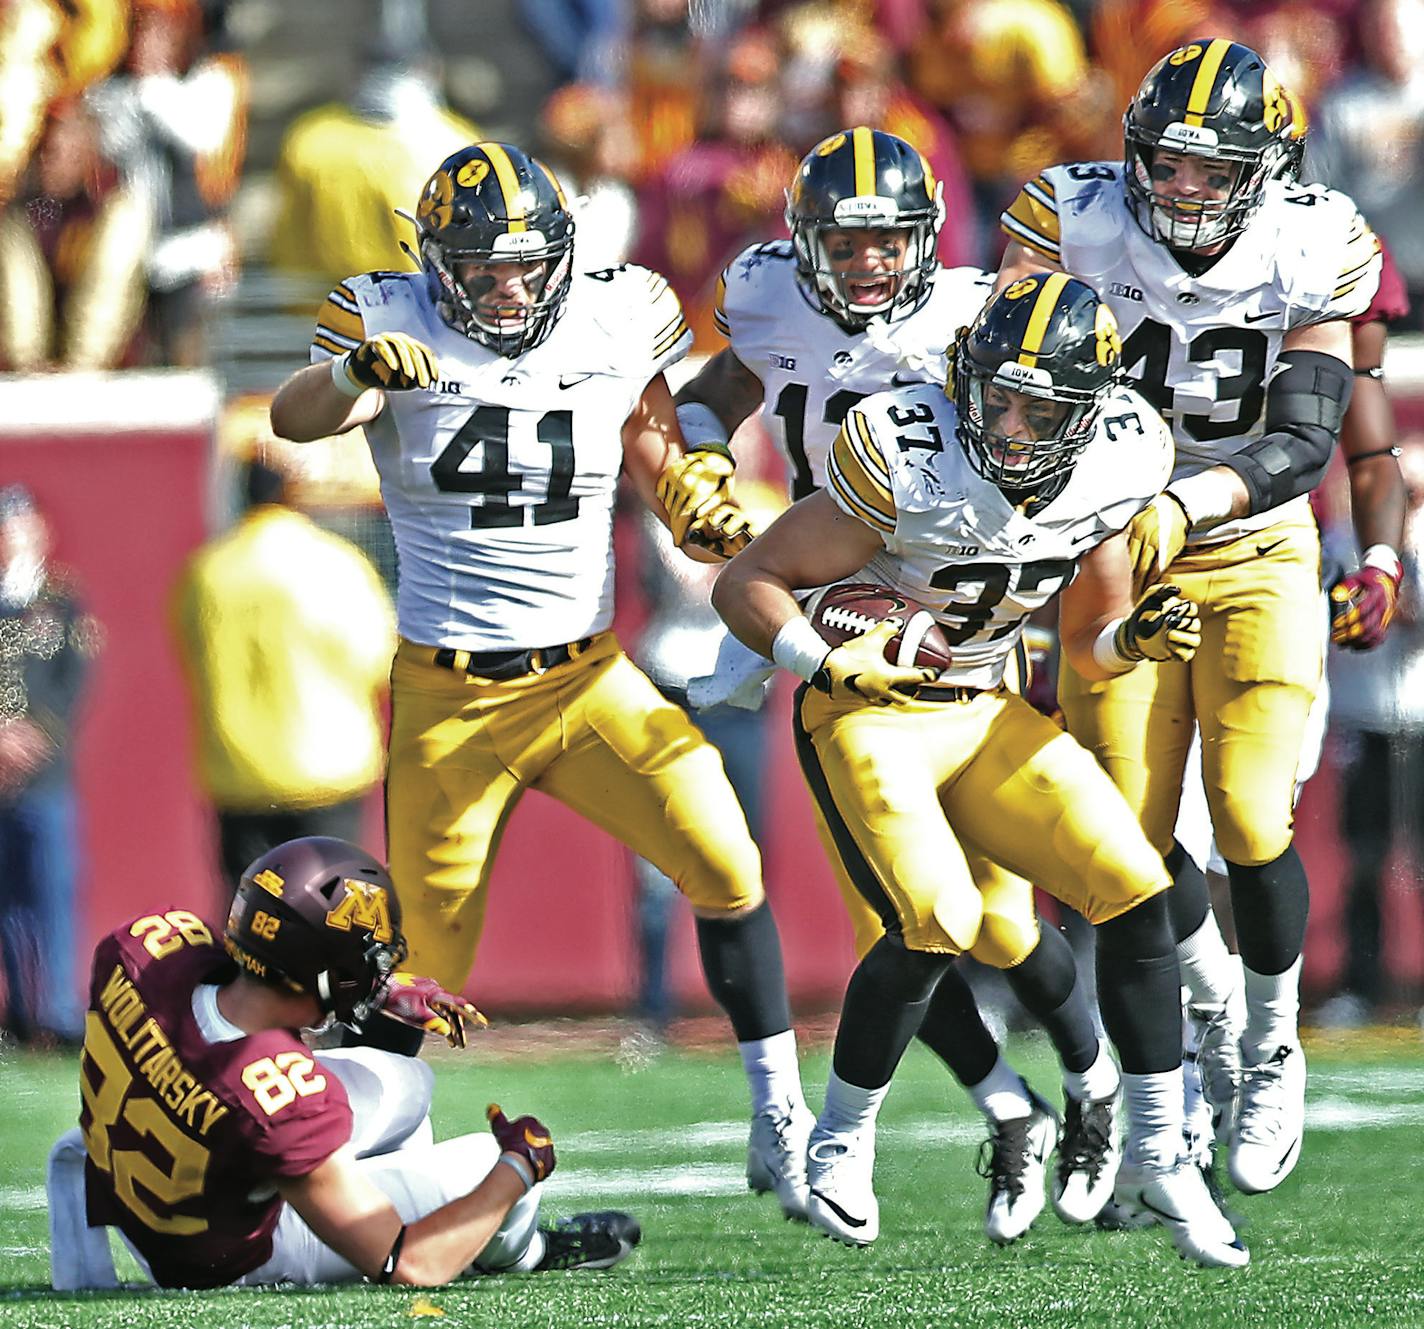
[1229,1042,1306,1194]
[980,1090,1058,1244]
[747,1101,814,1221]
[1052,1088,1120,1225]
[1187,998,1243,1144]
[1111,1155,1250,1268]
[806,1125,878,1245]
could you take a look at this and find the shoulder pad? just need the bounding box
[825,397,899,535]
[716,242,798,340]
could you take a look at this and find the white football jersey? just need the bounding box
[309,264,691,650]
[1002,163,1381,543]
[826,383,1173,690]
[714,242,994,498]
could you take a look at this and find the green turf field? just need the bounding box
[4,1027,1423,1328]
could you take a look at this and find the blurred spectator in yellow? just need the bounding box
[539,82,639,269]
[633,25,797,345]
[0,98,151,372]
[1309,0,1424,328]
[908,0,1113,260]
[1087,1,1234,117]
[268,35,478,288]
[0,484,99,1049]
[170,458,396,898]
[88,0,247,367]
[0,0,128,206]
[624,0,704,186]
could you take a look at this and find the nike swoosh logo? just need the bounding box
[1256,538,1287,557]
[1244,310,1280,323]
[891,374,923,387]
[559,373,593,389]
[810,1188,869,1228]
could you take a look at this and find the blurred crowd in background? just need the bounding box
[1,0,1423,1040]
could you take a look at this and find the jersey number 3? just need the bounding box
[431,406,578,527]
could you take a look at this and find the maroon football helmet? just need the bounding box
[225,837,407,1027]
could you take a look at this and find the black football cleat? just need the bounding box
[535,1211,642,1271]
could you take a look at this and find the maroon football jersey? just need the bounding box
[1355,233,1411,328]
[78,910,353,1288]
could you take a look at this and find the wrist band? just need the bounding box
[1362,544,1403,580]
[771,616,831,683]
[498,1152,535,1192]
[1092,619,1139,674]
[1166,471,1236,529]
[330,353,365,398]
[675,401,732,455]
[375,1225,407,1284]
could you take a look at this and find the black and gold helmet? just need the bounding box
[1124,39,1300,250]
[413,142,575,356]
[951,273,1121,491]
[785,126,942,328]
[225,837,407,1028]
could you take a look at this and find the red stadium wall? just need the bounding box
[3,366,1422,1024]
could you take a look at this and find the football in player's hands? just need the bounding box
[803,582,953,672]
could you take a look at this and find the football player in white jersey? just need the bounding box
[715,273,1250,1269]
[679,128,1127,1243]
[998,39,1383,1197]
[269,142,816,1220]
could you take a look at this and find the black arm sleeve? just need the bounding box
[1221,349,1353,515]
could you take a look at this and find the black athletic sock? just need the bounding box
[1095,892,1181,1075]
[833,936,955,1089]
[1164,839,1211,943]
[694,902,792,1043]
[340,1014,426,1057]
[1002,925,1098,1074]
[1227,845,1310,976]
[915,961,1001,1087]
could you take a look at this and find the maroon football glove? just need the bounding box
[1330,565,1401,651]
[376,972,487,1048]
[487,1103,557,1183]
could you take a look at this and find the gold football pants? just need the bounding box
[1060,512,1322,868]
[794,685,1168,955]
[386,632,764,990]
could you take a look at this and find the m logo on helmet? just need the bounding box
[325,880,395,943]
[457,159,491,188]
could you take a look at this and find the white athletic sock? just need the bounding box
[1121,1069,1183,1167]
[1062,1040,1120,1104]
[509,1229,546,1273]
[1176,914,1238,1008]
[740,1030,806,1117]
[820,1069,889,1137]
[968,1053,1034,1123]
[1242,957,1302,1063]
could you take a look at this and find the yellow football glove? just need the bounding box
[1125,492,1190,595]
[684,498,761,560]
[1114,583,1201,663]
[812,620,938,706]
[342,332,439,392]
[656,448,736,546]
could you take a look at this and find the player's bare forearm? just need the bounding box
[674,347,765,439]
[995,240,1064,291]
[712,490,882,655]
[622,372,683,512]
[270,362,383,442]
[1341,322,1406,550]
[280,1145,525,1287]
[1058,533,1135,681]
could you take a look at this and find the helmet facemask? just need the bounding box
[422,228,574,358]
[1125,121,1285,252]
[954,352,1103,491]
[789,192,940,329]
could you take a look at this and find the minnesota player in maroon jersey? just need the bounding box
[47,837,639,1290]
